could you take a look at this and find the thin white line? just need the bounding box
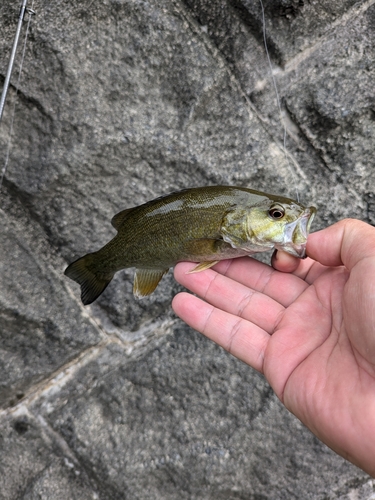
[259,0,300,202]
[1,2,35,191]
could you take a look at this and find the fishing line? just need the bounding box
[259,0,300,202]
[0,1,35,191]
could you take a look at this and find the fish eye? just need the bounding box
[268,206,285,220]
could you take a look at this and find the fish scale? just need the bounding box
[64,186,316,304]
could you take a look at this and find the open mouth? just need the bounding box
[277,207,316,258]
[296,207,316,242]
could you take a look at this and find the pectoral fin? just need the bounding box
[133,268,169,298]
[187,261,219,273]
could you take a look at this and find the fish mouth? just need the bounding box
[276,207,316,258]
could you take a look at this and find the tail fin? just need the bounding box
[64,253,113,305]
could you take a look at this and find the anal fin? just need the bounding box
[133,268,169,298]
[187,261,219,274]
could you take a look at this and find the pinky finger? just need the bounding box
[172,292,270,373]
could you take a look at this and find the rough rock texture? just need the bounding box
[0,0,375,498]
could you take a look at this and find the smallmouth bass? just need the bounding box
[64,185,316,304]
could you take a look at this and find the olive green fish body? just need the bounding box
[96,187,271,269]
[65,186,316,304]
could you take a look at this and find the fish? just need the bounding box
[64,185,316,305]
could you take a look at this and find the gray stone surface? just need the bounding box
[0,182,103,410]
[1,0,375,498]
[29,332,370,499]
[0,411,98,499]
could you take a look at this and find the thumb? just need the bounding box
[306,219,375,270]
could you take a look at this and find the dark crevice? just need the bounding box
[229,0,284,63]
[0,176,56,250]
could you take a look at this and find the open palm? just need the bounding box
[172,219,375,476]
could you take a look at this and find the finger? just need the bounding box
[205,257,309,307]
[172,292,269,373]
[307,219,375,270]
[271,250,301,273]
[174,261,284,334]
[272,250,329,284]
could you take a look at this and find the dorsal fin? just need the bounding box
[111,207,134,230]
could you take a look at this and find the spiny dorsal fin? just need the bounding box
[187,261,219,273]
[111,207,134,231]
[133,268,168,299]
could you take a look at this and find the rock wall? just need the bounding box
[1,0,375,498]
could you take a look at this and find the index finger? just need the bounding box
[174,261,284,334]
[205,257,309,307]
[172,292,269,373]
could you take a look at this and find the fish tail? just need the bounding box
[64,253,113,305]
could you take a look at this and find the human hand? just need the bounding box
[172,219,375,477]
